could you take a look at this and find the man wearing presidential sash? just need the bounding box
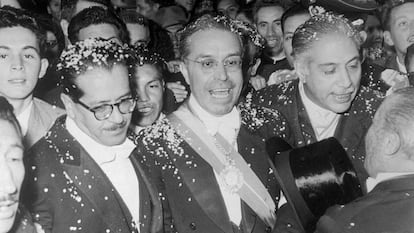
[132,15,290,233]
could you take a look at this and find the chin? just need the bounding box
[0,217,16,233]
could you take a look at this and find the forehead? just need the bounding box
[0,120,22,148]
[76,64,130,100]
[256,6,284,22]
[390,3,414,22]
[0,26,39,50]
[135,64,162,83]
[78,23,119,41]
[307,34,359,64]
[187,28,242,57]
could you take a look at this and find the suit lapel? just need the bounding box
[169,142,233,233]
[130,152,163,233]
[334,114,364,154]
[24,102,47,148]
[52,117,135,232]
[294,87,318,145]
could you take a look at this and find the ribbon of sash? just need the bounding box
[168,109,277,228]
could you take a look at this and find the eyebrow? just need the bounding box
[196,52,242,60]
[0,45,40,54]
[5,143,24,154]
[89,92,132,106]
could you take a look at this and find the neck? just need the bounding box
[7,96,33,115]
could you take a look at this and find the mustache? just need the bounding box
[105,121,127,131]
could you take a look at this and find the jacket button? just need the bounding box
[265,226,272,233]
[189,222,196,230]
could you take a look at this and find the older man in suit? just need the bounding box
[24,38,167,233]
[315,87,414,233]
[134,15,290,233]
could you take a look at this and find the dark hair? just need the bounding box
[58,38,135,100]
[131,47,168,79]
[380,0,414,31]
[61,0,112,21]
[292,12,362,63]
[252,0,285,23]
[0,6,46,57]
[0,96,22,137]
[67,6,129,44]
[405,43,414,72]
[178,14,243,59]
[281,3,309,33]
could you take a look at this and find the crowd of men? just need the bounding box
[0,0,414,232]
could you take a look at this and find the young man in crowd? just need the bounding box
[0,7,63,148]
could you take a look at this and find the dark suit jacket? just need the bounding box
[133,102,290,233]
[23,116,165,233]
[251,80,383,187]
[315,174,414,233]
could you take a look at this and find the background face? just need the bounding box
[126,23,150,47]
[217,0,239,19]
[65,65,132,146]
[299,34,361,113]
[386,3,414,58]
[134,64,164,127]
[175,0,195,12]
[255,6,284,56]
[283,13,310,66]
[181,29,243,116]
[0,120,24,233]
[0,27,46,102]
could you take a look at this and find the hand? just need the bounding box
[267,69,298,86]
[166,81,188,103]
[249,75,267,91]
[381,69,409,96]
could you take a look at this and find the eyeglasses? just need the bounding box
[185,56,243,73]
[76,97,136,121]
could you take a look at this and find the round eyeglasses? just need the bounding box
[76,97,136,121]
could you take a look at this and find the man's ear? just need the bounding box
[179,61,190,84]
[61,93,75,119]
[384,131,401,156]
[38,58,49,79]
[359,31,367,44]
[294,59,308,83]
[383,30,394,47]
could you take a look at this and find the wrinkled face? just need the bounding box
[78,23,121,44]
[283,13,310,66]
[217,0,239,19]
[297,34,361,113]
[0,27,48,102]
[0,120,24,233]
[384,3,414,59]
[48,0,61,20]
[134,64,164,127]
[126,23,150,47]
[175,0,194,12]
[255,6,284,56]
[181,29,243,116]
[64,65,133,146]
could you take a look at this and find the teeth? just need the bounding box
[210,89,230,98]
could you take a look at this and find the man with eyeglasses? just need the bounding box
[24,38,167,233]
[132,15,290,233]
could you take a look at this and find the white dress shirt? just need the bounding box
[299,81,340,141]
[366,172,414,192]
[66,117,140,226]
[188,95,242,225]
[16,100,33,136]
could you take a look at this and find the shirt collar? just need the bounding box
[65,116,135,165]
[299,81,339,128]
[16,100,33,136]
[366,172,414,192]
[397,56,407,73]
[188,95,240,136]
